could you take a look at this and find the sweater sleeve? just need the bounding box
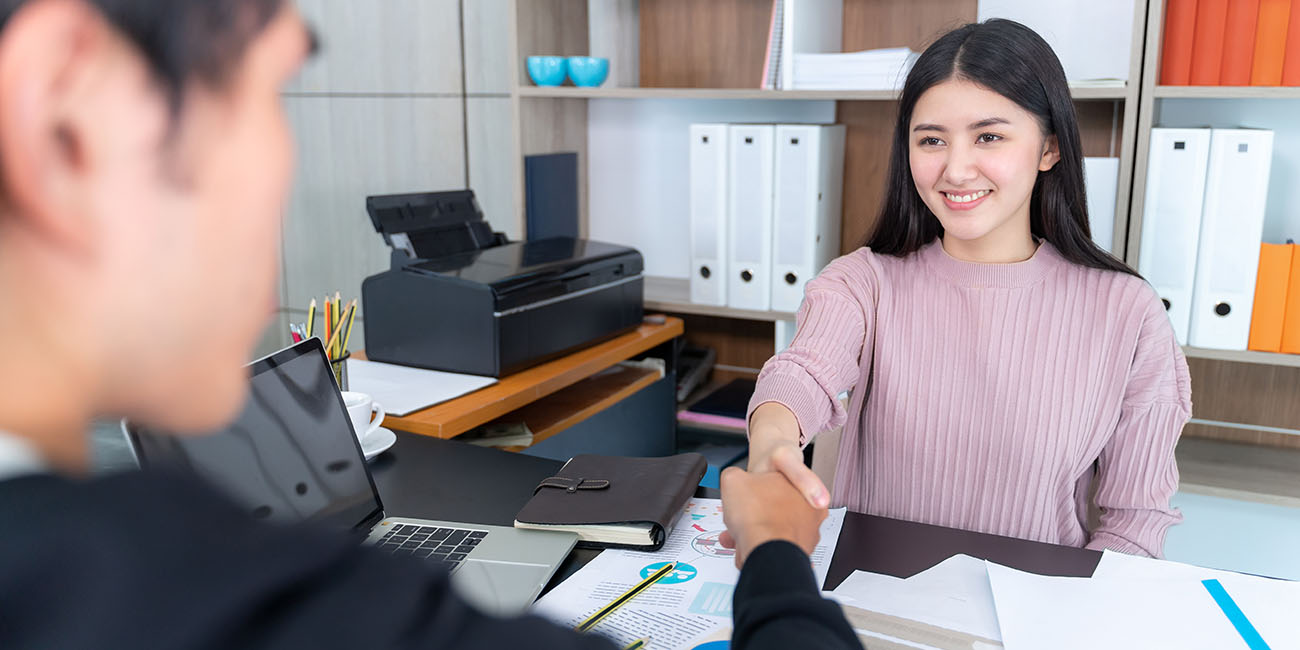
[1085,292,1192,558]
[747,256,875,445]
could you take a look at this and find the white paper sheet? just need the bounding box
[831,554,1002,642]
[987,561,1300,650]
[1091,549,1252,583]
[345,359,496,415]
[532,498,846,649]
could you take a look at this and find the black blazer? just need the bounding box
[0,472,857,649]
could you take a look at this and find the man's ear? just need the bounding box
[1038,134,1061,172]
[0,0,131,254]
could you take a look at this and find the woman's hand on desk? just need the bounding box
[748,403,830,509]
[717,467,828,569]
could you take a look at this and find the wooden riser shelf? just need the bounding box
[497,364,663,451]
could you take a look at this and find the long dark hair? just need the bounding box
[866,19,1138,277]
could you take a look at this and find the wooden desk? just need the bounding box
[375,317,683,446]
[370,434,1101,594]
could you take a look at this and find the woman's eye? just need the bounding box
[919,137,943,146]
[977,133,1003,144]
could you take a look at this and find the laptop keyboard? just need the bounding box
[377,524,488,572]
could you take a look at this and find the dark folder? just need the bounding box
[513,453,707,550]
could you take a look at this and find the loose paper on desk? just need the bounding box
[531,497,846,649]
[830,553,1002,643]
[346,359,497,416]
[986,560,1300,650]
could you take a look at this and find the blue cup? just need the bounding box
[566,56,610,87]
[527,56,567,86]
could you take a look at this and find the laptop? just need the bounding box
[124,337,577,615]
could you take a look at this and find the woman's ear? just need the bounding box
[1038,134,1061,172]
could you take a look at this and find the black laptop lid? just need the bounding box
[128,338,384,532]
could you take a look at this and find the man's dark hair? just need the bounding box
[0,0,288,111]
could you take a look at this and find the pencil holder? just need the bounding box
[330,352,350,392]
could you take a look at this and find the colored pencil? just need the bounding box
[340,299,358,355]
[575,562,675,633]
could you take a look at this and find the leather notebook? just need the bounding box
[513,453,707,550]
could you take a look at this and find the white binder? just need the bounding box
[771,124,845,313]
[1138,128,1211,345]
[727,124,776,311]
[1188,128,1275,350]
[1083,157,1119,254]
[689,124,730,305]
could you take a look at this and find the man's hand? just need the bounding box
[747,440,830,509]
[718,467,828,569]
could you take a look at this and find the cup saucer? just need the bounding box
[361,427,397,461]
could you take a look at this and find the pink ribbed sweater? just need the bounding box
[749,240,1192,557]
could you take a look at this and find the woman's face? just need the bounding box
[908,78,1059,257]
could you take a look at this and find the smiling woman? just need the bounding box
[747,19,1192,560]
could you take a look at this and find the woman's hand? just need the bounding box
[748,440,830,509]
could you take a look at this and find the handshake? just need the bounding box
[718,440,832,569]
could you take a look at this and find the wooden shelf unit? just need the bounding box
[509,0,1145,327]
[378,317,682,440]
[1123,0,1300,447]
[1153,85,1300,99]
[1182,347,1300,369]
[517,85,1129,101]
[644,276,796,322]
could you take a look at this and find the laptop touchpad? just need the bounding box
[451,560,553,616]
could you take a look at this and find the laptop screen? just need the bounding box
[129,338,384,532]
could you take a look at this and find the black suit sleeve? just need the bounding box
[1,474,857,650]
[731,540,860,650]
[0,473,616,650]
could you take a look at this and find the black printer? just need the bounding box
[361,190,644,377]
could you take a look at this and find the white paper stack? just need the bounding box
[988,551,1300,650]
[791,48,919,91]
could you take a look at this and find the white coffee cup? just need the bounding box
[341,391,386,440]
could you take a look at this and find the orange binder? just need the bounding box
[1253,0,1292,85]
[1283,0,1300,84]
[1191,0,1230,84]
[1221,0,1261,85]
[1281,245,1300,353]
[1248,243,1291,352]
[1162,0,1201,85]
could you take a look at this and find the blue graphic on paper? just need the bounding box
[687,582,734,617]
[640,561,698,584]
[691,642,730,650]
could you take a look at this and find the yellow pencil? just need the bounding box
[622,637,650,650]
[324,312,344,359]
[306,298,316,338]
[340,299,358,355]
[324,295,334,352]
[575,562,675,634]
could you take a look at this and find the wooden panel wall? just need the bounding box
[843,0,978,52]
[517,0,589,66]
[669,313,775,375]
[520,98,589,237]
[1184,359,1300,449]
[639,0,771,88]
